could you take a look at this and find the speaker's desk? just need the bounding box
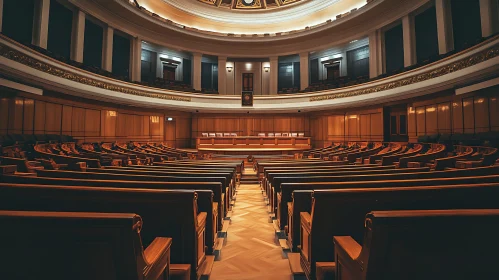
[196,136,311,155]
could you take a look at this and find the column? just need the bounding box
[130,36,142,82]
[218,56,227,95]
[480,0,499,37]
[102,26,113,72]
[402,14,417,67]
[269,56,278,94]
[32,0,50,49]
[435,0,454,54]
[192,53,202,91]
[70,10,85,63]
[369,30,384,78]
[0,0,4,33]
[299,52,309,91]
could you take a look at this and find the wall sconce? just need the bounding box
[107,111,117,117]
[226,66,233,72]
[150,116,160,123]
[264,66,270,72]
[167,117,174,122]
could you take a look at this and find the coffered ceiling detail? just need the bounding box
[198,0,302,10]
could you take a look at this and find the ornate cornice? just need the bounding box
[310,45,499,102]
[0,43,191,102]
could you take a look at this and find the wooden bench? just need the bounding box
[35,144,102,168]
[0,156,44,173]
[346,144,384,163]
[262,165,397,196]
[101,166,237,206]
[265,166,425,209]
[299,183,499,280]
[334,209,499,280]
[364,144,403,164]
[280,165,499,241]
[0,183,209,280]
[255,161,350,180]
[380,144,424,166]
[0,175,218,260]
[35,169,226,232]
[398,143,446,168]
[0,210,172,280]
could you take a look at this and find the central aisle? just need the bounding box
[210,169,292,280]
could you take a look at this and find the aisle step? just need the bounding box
[287,253,306,280]
[199,255,215,280]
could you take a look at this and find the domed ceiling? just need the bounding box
[136,0,367,34]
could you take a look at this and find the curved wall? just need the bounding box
[1,34,498,113]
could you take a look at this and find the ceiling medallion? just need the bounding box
[235,0,262,9]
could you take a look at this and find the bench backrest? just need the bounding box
[306,183,499,277]
[351,210,499,280]
[0,210,151,280]
[0,184,202,275]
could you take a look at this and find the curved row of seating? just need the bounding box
[0,138,246,280]
[257,142,499,279]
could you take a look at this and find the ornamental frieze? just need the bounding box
[310,45,499,102]
[0,43,191,102]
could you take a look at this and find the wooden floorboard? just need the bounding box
[210,168,292,280]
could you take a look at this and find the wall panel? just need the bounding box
[474,97,489,133]
[425,105,437,135]
[437,103,451,134]
[371,113,383,141]
[23,99,35,134]
[416,106,425,135]
[34,100,46,134]
[71,107,86,137]
[462,97,474,134]
[490,96,499,131]
[84,109,101,137]
[9,98,24,134]
[45,103,62,134]
[0,98,9,134]
[452,100,463,134]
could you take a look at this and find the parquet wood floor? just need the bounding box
[211,168,292,280]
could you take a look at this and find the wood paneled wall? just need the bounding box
[407,86,499,142]
[309,107,383,148]
[191,113,309,138]
[0,90,167,143]
[2,84,497,148]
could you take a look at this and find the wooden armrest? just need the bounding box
[197,212,208,227]
[212,202,218,216]
[333,236,361,260]
[27,161,42,167]
[300,212,312,227]
[143,237,172,280]
[334,236,363,280]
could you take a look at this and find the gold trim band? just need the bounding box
[310,45,499,102]
[0,43,191,102]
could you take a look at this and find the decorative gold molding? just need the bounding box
[0,43,191,102]
[310,45,499,102]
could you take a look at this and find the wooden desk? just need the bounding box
[196,136,311,155]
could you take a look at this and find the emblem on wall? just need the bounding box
[242,91,254,107]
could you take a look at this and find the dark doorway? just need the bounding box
[243,73,254,91]
[385,105,409,142]
[163,66,176,81]
[327,64,340,80]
